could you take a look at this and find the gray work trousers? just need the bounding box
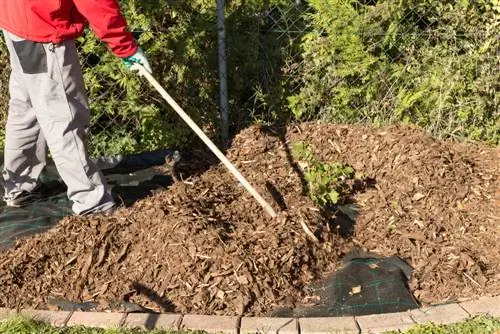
[2,30,115,214]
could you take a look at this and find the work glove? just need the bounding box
[123,47,152,73]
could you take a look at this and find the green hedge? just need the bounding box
[288,0,499,143]
[0,0,498,157]
[0,0,288,156]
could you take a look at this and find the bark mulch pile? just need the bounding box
[0,123,498,316]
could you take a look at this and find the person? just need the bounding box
[0,0,152,215]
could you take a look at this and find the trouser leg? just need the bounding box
[2,32,47,200]
[3,31,115,214]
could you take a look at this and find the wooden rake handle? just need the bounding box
[131,64,277,218]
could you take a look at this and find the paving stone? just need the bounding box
[20,309,71,327]
[66,311,125,328]
[460,296,500,317]
[181,314,238,334]
[299,316,359,334]
[240,316,298,334]
[410,303,470,326]
[0,308,17,322]
[123,313,182,330]
[356,311,416,334]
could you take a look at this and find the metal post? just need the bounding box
[217,0,229,143]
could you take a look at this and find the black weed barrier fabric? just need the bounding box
[0,150,174,250]
[272,250,420,317]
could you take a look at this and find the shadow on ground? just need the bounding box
[0,149,215,251]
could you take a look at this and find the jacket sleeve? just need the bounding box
[72,0,138,58]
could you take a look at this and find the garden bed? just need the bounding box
[0,123,498,316]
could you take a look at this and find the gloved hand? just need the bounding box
[123,47,152,73]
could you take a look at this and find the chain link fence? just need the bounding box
[261,2,308,92]
[258,1,498,142]
[1,1,498,159]
[79,45,143,157]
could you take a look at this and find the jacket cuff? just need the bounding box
[117,44,138,58]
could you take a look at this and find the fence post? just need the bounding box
[217,0,229,144]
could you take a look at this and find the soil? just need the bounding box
[0,123,498,316]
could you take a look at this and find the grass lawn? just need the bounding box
[0,315,498,334]
[385,316,499,333]
[0,316,195,334]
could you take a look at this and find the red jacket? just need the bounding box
[0,0,137,58]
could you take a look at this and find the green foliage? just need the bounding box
[291,141,355,207]
[0,315,202,334]
[77,0,292,156]
[287,0,379,122]
[384,315,500,334]
[78,0,220,156]
[288,0,499,144]
[0,0,498,156]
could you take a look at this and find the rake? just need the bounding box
[131,64,277,218]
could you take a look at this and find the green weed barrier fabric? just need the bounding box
[272,250,420,317]
[0,150,174,251]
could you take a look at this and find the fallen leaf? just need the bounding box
[216,289,225,300]
[412,193,425,201]
[351,285,362,294]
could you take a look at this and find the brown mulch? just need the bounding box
[0,123,498,316]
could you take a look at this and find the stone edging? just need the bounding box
[0,296,499,334]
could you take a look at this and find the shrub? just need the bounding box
[0,0,498,156]
[288,0,499,144]
[0,0,289,156]
[79,0,293,156]
[291,141,356,207]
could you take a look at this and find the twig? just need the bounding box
[328,139,342,153]
[463,272,481,287]
[300,220,319,243]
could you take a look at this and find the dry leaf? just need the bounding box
[412,193,425,201]
[351,285,362,294]
[216,289,225,300]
